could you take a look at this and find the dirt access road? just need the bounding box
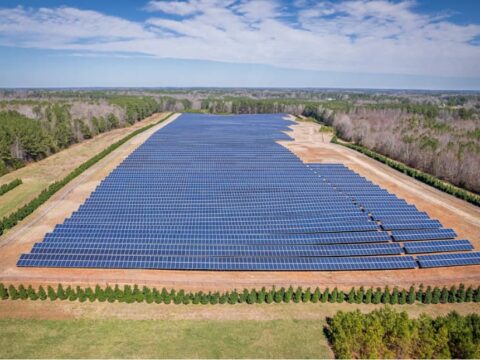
[0,115,479,291]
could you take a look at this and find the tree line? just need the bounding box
[0,97,164,176]
[331,137,480,206]
[0,178,22,196]
[1,283,479,305]
[326,307,480,358]
[0,113,174,235]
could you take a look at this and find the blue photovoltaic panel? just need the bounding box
[417,252,480,268]
[16,113,475,271]
[404,240,474,254]
[391,229,457,241]
[17,254,417,271]
[30,243,403,257]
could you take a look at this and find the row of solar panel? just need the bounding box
[17,254,418,271]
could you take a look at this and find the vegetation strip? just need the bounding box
[0,179,22,196]
[1,283,479,305]
[326,307,480,358]
[0,113,174,235]
[331,136,480,206]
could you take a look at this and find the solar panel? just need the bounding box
[16,113,475,271]
[391,228,457,241]
[404,240,474,254]
[417,252,480,268]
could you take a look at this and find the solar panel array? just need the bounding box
[17,113,479,271]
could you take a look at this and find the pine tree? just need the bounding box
[163,288,171,304]
[133,285,144,303]
[38,286,47,301]
[114,285,123,302]
[373,288,382,304]
[68,288,78,301]
[424,286,432,304]
[228,290,239,304]
[257,287,266,304]
[330,288,338,303]
[18,285,27,300]
[448,286,457,303]
[266,290,274,304]
[96,285,106,302]
[440,287,449,303]
[416,284,424,303]
[145,287,154,304]
[390,288,399,305]
[365,288,372,304]
[356,287,364,304]
[302,288,311,303]
[474,287,480,302]
[9,285,19,300]
[85,287,96,302]
[432,287,441,304]
[348,288,356,304]
[321,288,329,303]
[57,284,67,300]
[284,286,293,303]
[382,286,390,304]
[77,287,87,302]
[27,286,38,301]
[465,287,473,302]
[399,289,407,305]
[210,292,219,305]
[274,288,284,303]
[457,284,465,303]
[312,288,320,303]
[200,293,209,305]
[47,286,57,301]
[247,289,257,304]
[183,294,192,305]
[407,286,416,304]
[239,289,249,303]
[0,283,8,300]
[293,287,302,303]
[175,290,185,305]
[192,293,200,305]
[337,291,345,303]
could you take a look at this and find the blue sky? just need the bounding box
[0,0,479,90]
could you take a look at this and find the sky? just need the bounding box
[0,0,480,90]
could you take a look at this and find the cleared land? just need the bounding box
[0,116,479,290]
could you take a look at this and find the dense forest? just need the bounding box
[327,307,480,358]
[0,96,167,175]
[1,89,479,194]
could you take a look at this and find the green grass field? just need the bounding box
[0,319,332,359]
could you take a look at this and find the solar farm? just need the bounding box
[17,113,480,271]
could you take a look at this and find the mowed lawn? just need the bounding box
[0,319,332,359]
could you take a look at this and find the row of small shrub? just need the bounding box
[326,307,480,358]
[1,283,479,305]
[0,178,22,196]
[0,113,174,236]
[331,137,480,206]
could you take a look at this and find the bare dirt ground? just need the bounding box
[0,116,479,292]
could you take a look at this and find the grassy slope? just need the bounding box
[0,319,332,359]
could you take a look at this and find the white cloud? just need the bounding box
[0,1,479,78]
